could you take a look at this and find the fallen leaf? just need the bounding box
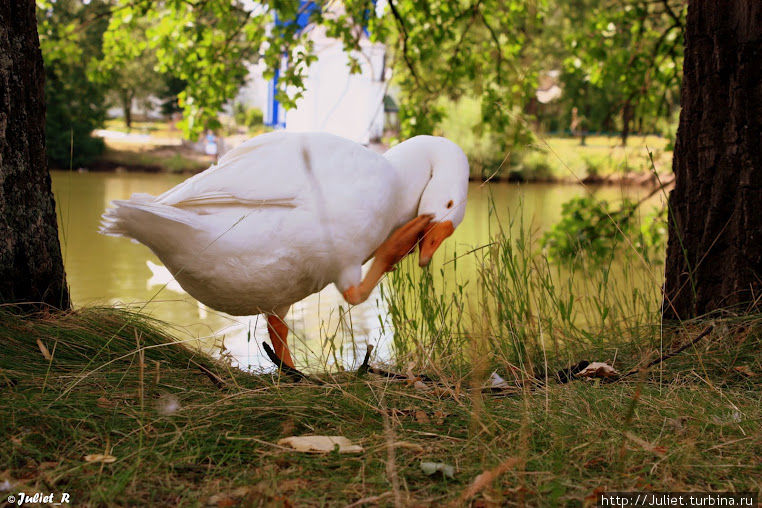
[84,454,117,463]
[667,416,687,431]
[489,371,509,388]
[577,362,619,379]
[280,418,296,436]
[733,365,756,377]
[624,432,667,456]
[583,457,606,469]
[584,486,607,505]
[207,487,250,507]
[96,397,115,409]
[711,410,743,425]
[420,461,455,479]
[277,435,363,454]
[405,362,418,382]
[36,339,52,361]
[413,380,430,391]
[459,458,519,502]
[392,441,425,453]
[415,410,430,424]
[156,394,181,415]
[433,410,447,425]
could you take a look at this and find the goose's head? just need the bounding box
[384,136,470,267]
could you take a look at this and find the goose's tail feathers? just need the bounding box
[99,194,198,241]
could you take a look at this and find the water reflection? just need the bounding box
[51,170,664,371]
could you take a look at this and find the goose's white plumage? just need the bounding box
[101,131,469,367]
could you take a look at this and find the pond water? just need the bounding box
[51,170,665,371]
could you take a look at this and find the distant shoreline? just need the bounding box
[53,161,673,188]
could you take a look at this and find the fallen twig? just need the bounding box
[190,359,226,389]
[344,492,393,508]
[617,325,714,380]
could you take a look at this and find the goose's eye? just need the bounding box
[446,200,454,209]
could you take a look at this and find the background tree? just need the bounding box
[99,0,684,151]
[0,0,70,310]
[37,0,108,168]
[560,0,684,145]
[96,18,166,129]
[102,0,307,138]
[663,1,762,319]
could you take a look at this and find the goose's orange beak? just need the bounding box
[419,221,455,267]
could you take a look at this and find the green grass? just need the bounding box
[97,146,210,173]
[103,119,186,140]
[2,293,760,504]
[435,97,673,182]
[2,180,757,505]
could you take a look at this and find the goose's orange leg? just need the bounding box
[267,314,294,368]
[343,214,433,305]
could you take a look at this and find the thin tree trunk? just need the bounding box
[663,1,762,320]
[0,0,70,310]
[121,89,133,129]
[620,98,632,146]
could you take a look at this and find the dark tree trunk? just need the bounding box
[620,98,632,146]
[0,1,70,310]
[663,1,762,320]
[121,89,133,129]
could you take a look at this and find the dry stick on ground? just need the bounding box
[455,457,520,506]
[256,325,712,392]
[189,359,227,389]
[617,325,714,381]
[370,385,405,508]
[361,325,714,394]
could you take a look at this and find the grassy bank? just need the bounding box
[436,99,673,183]
[3,203,758,505]
[94,146,210,174]
[90,118,672,184]
[2,304,760,507]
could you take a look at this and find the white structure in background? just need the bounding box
[236,7,388,144]
[536,69,563,104]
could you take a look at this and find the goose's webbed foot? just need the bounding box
[262,341,309,382]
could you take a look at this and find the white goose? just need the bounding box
[101,132,469,368]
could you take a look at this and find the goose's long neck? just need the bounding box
[382,137,435,227]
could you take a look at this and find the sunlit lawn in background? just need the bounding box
[98,116,671,181]
[103,118,185,140]
[436,97,672,181]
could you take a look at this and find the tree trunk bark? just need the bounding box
[663,1,762,320]
[121,89,133,130]
[620,98,632,146]
[0,0,70,310]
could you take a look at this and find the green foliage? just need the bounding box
[98,0,548,145]
[100,0,322,139]
[434,97,510,176]
[541,196,666,264]
[559,0,684,139]
[382,0,543,150]
[95,0,683,147]
[232,103,264,130]
[542,196,634,262]
[93,16,166,129]
[158,75,187,117]
[37,0,107,167]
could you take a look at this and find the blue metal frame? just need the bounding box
[265,1,318,128]
[264,0,378,128]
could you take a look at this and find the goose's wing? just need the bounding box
[155,131,309,210]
